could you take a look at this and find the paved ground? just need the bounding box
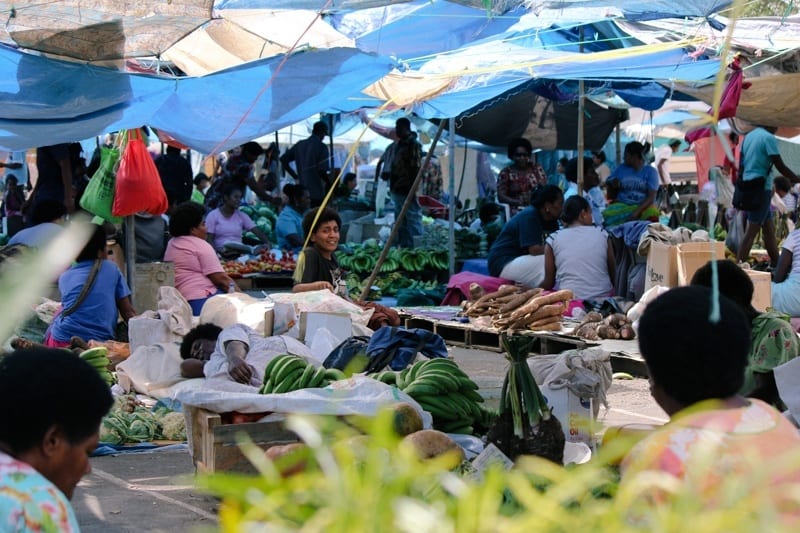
[73,345,666,532]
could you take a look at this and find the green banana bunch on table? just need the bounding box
[79,346,115,387]
[371,358,495,435]
[259,354,347,395]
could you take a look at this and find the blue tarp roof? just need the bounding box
[0,46,393,152]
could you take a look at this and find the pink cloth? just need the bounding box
[164,235,222,300]
[205,208,256,250]
[441,271,514,305]
[693,135,737,191]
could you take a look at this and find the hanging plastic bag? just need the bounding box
[112,129,169,216]
[79,145,122,223]
[726,209,745,255]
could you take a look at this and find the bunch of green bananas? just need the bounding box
[372,358,487,435]
[79,346,114,387]
[259,354,347,395]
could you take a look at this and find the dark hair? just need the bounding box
[624,141,645,160]
[690,260,756,317]
[564,157,594,183]
[561,195,590,224]
[179,323,223,360]
[639,285,750,406]
[194,173,209,186]
[395,117,411,131]
[312,121,329,135]
[241,141,264,157]
[558,157,569,167]
[592,151,606,163]
[31,199,67,225]
[0,348,113,454]
[507,138,533,159]
[222,183,243,200]
[669,139,682,148]
[302,207,341,239]
[166,145,181,155]
[169,201,206,237]
[76,224,108,262]
[774,175,792,194]
[343,172,357,184]
[531,184,563,209]
[479,202,502,224]
[284,183,308,205]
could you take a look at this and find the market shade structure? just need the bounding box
[0,45,394,153]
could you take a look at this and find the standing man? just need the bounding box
[205,141,270,210]
[280,121,330,208]
[654,139,681,207]
[30,144,73,215]
[736,126,800,264]
[155,145,194,205]
[383,117,422,248]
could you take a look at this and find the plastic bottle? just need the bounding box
[228,281,236,294]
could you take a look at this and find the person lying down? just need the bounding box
[179,323,311,386]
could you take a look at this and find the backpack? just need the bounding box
[365,326,448,372]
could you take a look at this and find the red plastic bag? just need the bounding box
[112,129,169,216]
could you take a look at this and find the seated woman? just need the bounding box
[487,185,563,288]
[275,184,310,253]
[602,141,660,228]
[205,184,270,255]
[292,207,346,295]
[164,202,239,316]
[540,196,614,301]
[46,223,136,346]
[621,286,800,516]
[691,260,799,408]
[0,348,113,530]
[771,227,800,316]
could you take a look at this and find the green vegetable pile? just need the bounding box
[240,203,278,245]
[99,395,187,444]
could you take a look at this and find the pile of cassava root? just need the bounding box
[461,284,574,332]
[572,311,636,341]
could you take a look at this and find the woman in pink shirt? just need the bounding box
[164,202,238,315]
[205,184,270,255]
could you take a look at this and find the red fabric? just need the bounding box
[112,129,169,216]
[441,271,514,305]
[685,58,747,144]
[693,135,733,191]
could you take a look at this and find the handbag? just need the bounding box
[80,145,122,223]
[112,129,169,216]
[732,176,766,211]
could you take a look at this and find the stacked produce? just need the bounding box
[259,354,346,394]
[461,285,574,332]
[371,358,494,435]
[572,312,635,341]
[223,249,297,277]
[79,346,114,387]
[99,396,187,445]
[240,204,278,245]
[487,335,564,462]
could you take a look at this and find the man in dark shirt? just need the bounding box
[280,121,330,207]
[205,142,270,210]
[384,118,422,248]
[155,145,193,205]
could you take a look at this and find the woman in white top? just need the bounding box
[540,195,615,301]
[771,228,800,316]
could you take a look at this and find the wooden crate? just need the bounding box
[188,407,298,474]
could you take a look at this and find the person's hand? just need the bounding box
[228,356,255,384]
[314,281,334,292]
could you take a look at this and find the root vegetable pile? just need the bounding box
[461,284,573,332]
[572,312,636,341]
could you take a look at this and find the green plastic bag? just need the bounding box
[80,145,122,223]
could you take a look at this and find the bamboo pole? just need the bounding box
[358,120,447,301]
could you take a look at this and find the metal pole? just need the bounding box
[577,26,585,194]
[359,121,447,301]
[615,123,621,164]
[125,214,136,303]
[448,118,456,276]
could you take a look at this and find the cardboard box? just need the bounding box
[299,312,352,345]
[644,240,726,292]
[676,241,726,286]
[543,387,595,445]
[746,270,772,312]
